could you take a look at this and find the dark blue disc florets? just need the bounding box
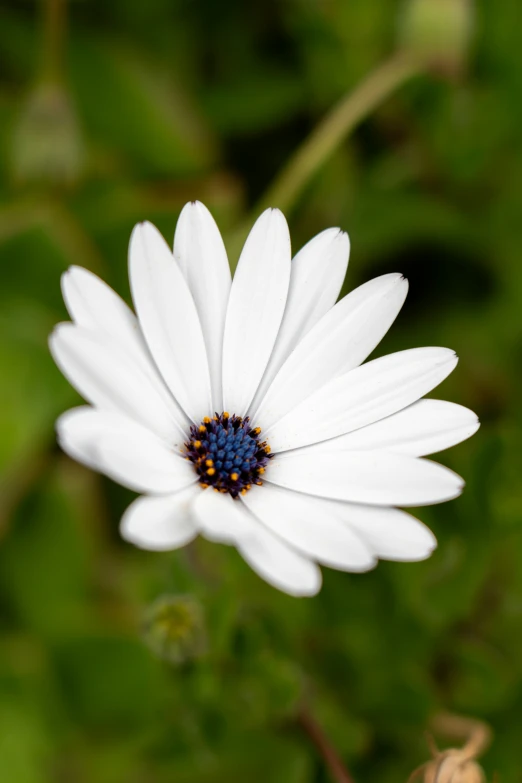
[184,413,273,498]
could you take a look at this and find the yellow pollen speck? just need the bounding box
[207,467,216,476]
[198,425,206,433]
[203,416,211,424]
[252,427,261,435]
[246,484,251,490]
[264,445,271,453]
[193,440,201,449]
[200,483,208,489]
[240,488,247,495]
[258,467,265,475]
[230,472,239,481]
[205,459,214,467]
[223,411,229,418]
[255,480,263,486]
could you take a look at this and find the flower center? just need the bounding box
[184,412,273,498]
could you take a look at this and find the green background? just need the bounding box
[0,0,520,780]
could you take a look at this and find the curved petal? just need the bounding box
[61,265,188,431]
[313,399,479,457]
[222,208,291,416]
[57,406,197,494]
[255,273,408,427]
[129,221,212,421]
[267,450,464,506]
[267,347,458,452]
[50,324,185,444]
[62,265,138,340]
[174,202,231,410]
[241,484,376,572]
[250,228,349,412]
[191,486,247,544]
[192,490,321,596]
[120,487,200,551]
[327,502,437,561]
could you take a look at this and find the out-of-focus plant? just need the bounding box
[409,713,491,782]
[142,594,207,665]
[399,0,474,77]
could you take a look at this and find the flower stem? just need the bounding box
[256,52,420,215]
[298,707,355,783]
[227,52,421,266]
[42,0,67,82]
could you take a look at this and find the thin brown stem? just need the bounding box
[298,707,355,783]
[42,0,67,81]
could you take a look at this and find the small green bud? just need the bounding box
[398,0,473,77]
[11,81,84,187]
[142,594,206,665]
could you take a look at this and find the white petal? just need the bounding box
[174,202,231,410]
[129,221,212,421]
[192,490,321,596]
[97,432,196,494]
[57,406,196,494]
[61,265,188,431]
[315,399,479,457]
[267,347,458,452]
[62,265,140,343]
[239,522,322,596]
[249,228,349,412]
[57,405,116,471]
[222,208,291,416]
[327,502,437,561]
[120,487,199,551]
[267,450,464,506]
[241,484,375,572]
[50,324,185,444]
[191,486,247,544]
[255,273,408,428]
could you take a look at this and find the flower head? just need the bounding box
[50,202,479,596]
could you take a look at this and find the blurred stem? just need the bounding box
[298,708,355,783]
[430,712,492,759]
[227,52,420,265]
[42,0,67,81]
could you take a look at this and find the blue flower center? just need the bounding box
[184,412,273,498]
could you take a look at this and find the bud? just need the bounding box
[11,81,84,187]
[142,594,207,665]
[398,0,473,77]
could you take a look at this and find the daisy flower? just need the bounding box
[50,202,479,596]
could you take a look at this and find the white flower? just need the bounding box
[50,202,479,596]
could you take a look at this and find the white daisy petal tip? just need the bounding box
[120,488,199,552]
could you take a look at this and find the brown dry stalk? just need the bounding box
[408,712,492,782]
[298,708,355,783]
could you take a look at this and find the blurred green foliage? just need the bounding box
[0,0,521,781]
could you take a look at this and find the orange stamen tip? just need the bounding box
[230,472,239,481]
[223,411,229,418]
[198,425,206,433]
[264,445,271,453]
[205,459,214,467]
[255,480,263,486]
[206,467,216,476]
[193,440,202,449]
[203,416,211,424]
[253,427,261,435]
[200,483,208,489]
[258,467,265,474]
[240,488,247,495]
